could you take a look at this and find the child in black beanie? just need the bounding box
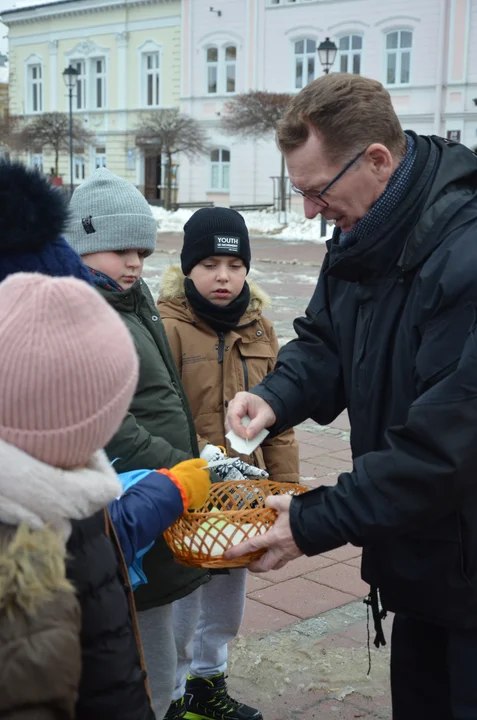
[157,207,299,720]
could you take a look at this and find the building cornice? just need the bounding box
[2,0,176,25]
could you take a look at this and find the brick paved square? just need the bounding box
[247,577,355,619]
[239,598,299,635]
[321,545,362,562]
[305,563,369,598]
[256,553,336,584]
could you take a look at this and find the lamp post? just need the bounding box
[62,65,79,195]
[317,37,338,238]
[317,37,338,75]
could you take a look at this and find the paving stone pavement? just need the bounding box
[145,231,392,718]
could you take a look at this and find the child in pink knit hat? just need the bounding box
[0,272,210,720]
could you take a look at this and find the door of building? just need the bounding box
[144,154,162,200]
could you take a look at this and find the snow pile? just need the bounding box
[151,206,333,244]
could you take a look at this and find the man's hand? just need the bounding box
[225,392,276,440]
[224,495,303,572]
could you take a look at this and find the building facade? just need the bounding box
[179,0,477,207]
[3,0,181,196]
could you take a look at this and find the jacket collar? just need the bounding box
[158,265,271,326]
[326,133,477,282]
[97,277,144,312]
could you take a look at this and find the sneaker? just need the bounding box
[184,673,262,720]
[164,697,186,720]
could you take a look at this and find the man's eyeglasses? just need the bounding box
[291,149,366,209]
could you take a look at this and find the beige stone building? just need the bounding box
[3,0,181,197]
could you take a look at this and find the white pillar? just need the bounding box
[49,39,58,110]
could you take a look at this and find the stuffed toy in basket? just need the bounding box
[163,479,307,568]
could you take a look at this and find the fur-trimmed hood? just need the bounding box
[0,440,121,541]
[0,523,73,616]
[157,266,300,484]
[158,265,271,318]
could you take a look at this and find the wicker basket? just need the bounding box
[163,480,307,568]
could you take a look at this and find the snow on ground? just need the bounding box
[151,206,334,244]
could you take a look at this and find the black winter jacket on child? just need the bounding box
[67,511,155,720]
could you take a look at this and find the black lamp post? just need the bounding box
[317,37,337,237]
[317,37,338,75]
[62,65,79,195]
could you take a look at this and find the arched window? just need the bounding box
[225,45,236,93]
[206,46,218,94]
[210,149,230,190]
[143,51,160,107]
[294,38,316,90]
[26,59,43,113]
[385,30,412,85]
[338,35,363,74]
[206,45,237,95]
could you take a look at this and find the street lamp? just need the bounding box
[317,37,338,74]
[317,37,337,237]
[62,65,79,195]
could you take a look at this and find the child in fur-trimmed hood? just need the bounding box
[0,163,210,720]
[157,207,299,720]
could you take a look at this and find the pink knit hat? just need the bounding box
[0,273,139,468]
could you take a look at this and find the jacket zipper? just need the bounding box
[217,332,225,363]
[240,356,249,391]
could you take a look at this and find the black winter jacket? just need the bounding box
[67,511,155,720]
[254,133,477,630]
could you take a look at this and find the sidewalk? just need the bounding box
[146,231,392,718]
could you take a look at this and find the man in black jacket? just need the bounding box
[226,73,477,719]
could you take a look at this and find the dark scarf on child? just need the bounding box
[184,278,251,334]
[87,266,124,291]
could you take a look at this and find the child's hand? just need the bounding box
[167,458,211,510]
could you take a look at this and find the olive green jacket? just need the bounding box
[99,279,209,610]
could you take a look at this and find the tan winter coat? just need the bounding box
[158,266,299,483]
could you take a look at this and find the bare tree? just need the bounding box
[136,108,209,209]
[0,114,21,157]
[221,91,292,211]
[21,112,92,175]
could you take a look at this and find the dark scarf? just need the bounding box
[340,133,417,249]
[87,266,124,292]
[184,278,251,334]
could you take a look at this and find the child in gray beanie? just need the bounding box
[65,168,211,718]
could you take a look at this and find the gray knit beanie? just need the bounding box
[65,168,157,257]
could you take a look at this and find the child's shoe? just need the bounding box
[184,673,262,720]
[164,697,186,720]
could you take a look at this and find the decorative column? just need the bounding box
[49,39,58,110]
[116,31,129,113]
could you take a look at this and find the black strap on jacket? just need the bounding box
[364,586,387,675]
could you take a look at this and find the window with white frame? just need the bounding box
[385,30,412,85]
[74,153,86,182]
[91,57,106,109]
[27,63,43,113]
[294,39,316,90]
[225,45,236,93]
[338,35,363,74]
[95,147,107,168]
[210,149,230,190]
[72,60,86,110]
[206,45,237,95]
[206,46,218,94]
[143,51,160,107]
[31,152,43,172]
